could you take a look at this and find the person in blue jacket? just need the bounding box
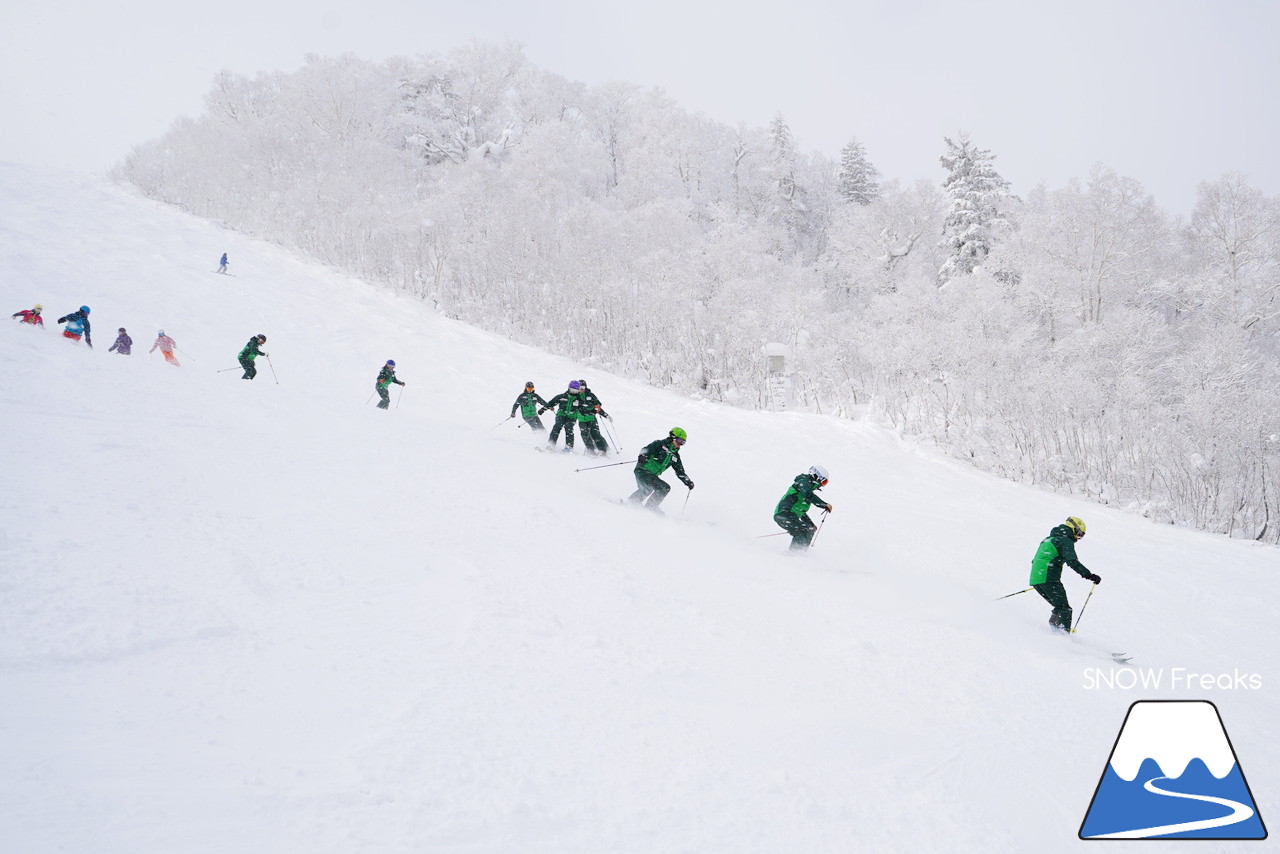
[57,305,92,347]
[218,253,229,274]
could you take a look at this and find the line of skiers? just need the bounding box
[15,300,1102,625]
[13,303,185,365]
[13,307,394,395]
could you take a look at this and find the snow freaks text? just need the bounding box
[1083,668,1263,691]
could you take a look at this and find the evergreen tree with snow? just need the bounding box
[837,136,880,205]
[937,133,1012,282]
[768,112,809,254]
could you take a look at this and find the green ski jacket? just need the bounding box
[512,390,548,418]
[774,473,829,518]
[377,366,404,389]
[1029,524,1092,584]
[636,438,688,480]
[238,338,265,361]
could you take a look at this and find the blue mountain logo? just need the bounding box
[1080,700,1267,839]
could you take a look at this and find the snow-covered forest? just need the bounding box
[116,42,1280,542]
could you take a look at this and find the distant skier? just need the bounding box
[56,305,92,347]
[108,328,132,355]
[628,428,693,513]
[577,379,611,456]
[238,334,268,380]
[150,330,180,366]
[11,304,44,327]
[510,381,548,432]
[541,380,585,452]
[1029,516,1102,633]
[773,466,833,551]
[217,253,229,274]
[375,359,406,409]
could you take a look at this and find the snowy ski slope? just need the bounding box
[2,163,1277,852]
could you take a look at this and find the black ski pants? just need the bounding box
[629,470,670,509]
[774,512,817,551]
[377,384,391,409]
[239,357,257,380]
[1034,582,1073,632]
[521,414,546,432]
[549,414,576,448]
[580,420,608,454]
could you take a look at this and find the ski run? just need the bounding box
[2,163,1278,852]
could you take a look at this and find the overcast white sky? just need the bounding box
[2,0,1276,215]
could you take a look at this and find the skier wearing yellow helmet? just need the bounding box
[11,303,45,327]
[1029,516,1102,632]
[627,428,693,512]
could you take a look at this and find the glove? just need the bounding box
[605,413,612,420]
[681,478,694,489]
[1087,573,1102,584]
[400,381,407,386]
[261,351,269,357]
[823,503,833,513]
[509,413,516,418]
[538,408,547,415]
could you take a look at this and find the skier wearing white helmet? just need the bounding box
[150,330,180,366]
[773,466,833,551]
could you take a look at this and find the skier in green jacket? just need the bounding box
[773,466,833,551]
[541,380,586,452]
[576,379,611,456]
[375,360,406,409]
[1029,516,1102,632]
[238,334,268,380]
[510,381,549,432]
[628,428,693,512]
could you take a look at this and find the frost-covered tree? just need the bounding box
[1187,173,1280,335]
[837,136,880,205]
[937,133,1012,282]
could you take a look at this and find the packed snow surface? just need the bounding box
[2,163,1277,852]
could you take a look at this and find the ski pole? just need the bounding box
[397,384,404,409]
[810,511,828,547]
[681,488,691,514]
[489,416,513,431]
[574,460,633,473]
[1071,583,1098,633]
[265,355,278,385]
[366,391,376,405]
[175,347,195,362]
[750,532,789,539]
[603,418,622,453]
[996,587,1034,601]
[217,366,242,373]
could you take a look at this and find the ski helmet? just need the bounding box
[1065,516,1086,539]
[256,334,267,343]
[669,427,687,443]
[32,304,42,311]
[118,328,126,333]
[80,305,90,314]
[386,359,395,366]
[525,380,535,388]
[568,380,582,390]
[579,379,589,388]
[808,465,830,485]
[157,330,165,336]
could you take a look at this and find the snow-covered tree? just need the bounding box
[937,133,1012,283]
[836,136,880,205]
